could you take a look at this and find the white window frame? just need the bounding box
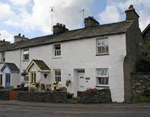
[1,52,5,63]
[96,38,109,55]
[96,68,109,86]
[54,44,61,56]
[54,69,61,82]
[23,49,29,61]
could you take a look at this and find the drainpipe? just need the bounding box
[19,49,22,84]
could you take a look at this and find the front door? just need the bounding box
[78,72,85,91]
[5,73,10,88]
[0,74,2,85]
[30,72,36,88]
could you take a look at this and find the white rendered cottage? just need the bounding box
[0,5,144,102]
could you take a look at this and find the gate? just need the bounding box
[9,90,18,100]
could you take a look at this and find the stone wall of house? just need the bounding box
[0,90,9,100]
[79,89,112,103]
[131,73,150,97]
[17,91,67,103]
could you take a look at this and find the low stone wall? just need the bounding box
[79,89,112,103]
[17,91,67,103]
[131,72,150,97]
[0,90,9,100]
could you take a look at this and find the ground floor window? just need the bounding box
[55,69,61,82]
[96,68,109,85]
[24,75,29,82]
[0,74,2,85]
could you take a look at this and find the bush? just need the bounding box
[85,88,98,92]
[133,89,150,102]
[0,86,4,89]
[29,87,36,92]
[45,88,51,92]
[132,96,150,102]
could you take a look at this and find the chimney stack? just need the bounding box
[0,39,10,46]
[14,33,29,43]
[125,5,139,26]
[84,16,99,28]
[53,23,69,34]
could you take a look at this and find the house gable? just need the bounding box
[26,59,50,72]
[1,63,19,73]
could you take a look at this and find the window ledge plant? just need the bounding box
[66,80,71,87]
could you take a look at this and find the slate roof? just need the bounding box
[142,23,150,35]
[0,21,133,52]
[1,63,19,73]
[33,59,50,71]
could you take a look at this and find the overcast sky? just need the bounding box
[0,0,150,43]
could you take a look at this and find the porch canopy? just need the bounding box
[1,63,19,73]
[26,59,51,72]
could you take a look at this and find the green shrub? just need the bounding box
[132,96,150,102]
[29,87,36,92]
[45,88,51,92]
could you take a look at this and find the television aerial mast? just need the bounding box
[80,9,85,27]
[50,6,55,31]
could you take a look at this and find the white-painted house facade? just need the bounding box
[0,5,144,102]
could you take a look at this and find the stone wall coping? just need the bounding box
[131,72,150,75]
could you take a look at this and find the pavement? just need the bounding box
[0,100,150,110]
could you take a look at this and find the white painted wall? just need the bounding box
[4,33,126,102]
[11,73,19,88]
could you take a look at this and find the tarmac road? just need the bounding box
[0,105,150,117]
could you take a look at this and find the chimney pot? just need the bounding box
[57,23,59,26]
[23,35,25,37]
[60,24,62,26]
[18,33,21,36]
[3,39,5,42]
[62,25,66,28]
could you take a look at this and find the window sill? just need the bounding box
[96,53,109,56]
[52,56,62,59]
[96,85,109,87]
[22,60,29,62]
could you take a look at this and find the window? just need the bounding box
[97,38,109,55]
[23,49,29,61]
[55,69,61,82]
[24,75,29,82]
[54,44,61,56]
[96,68,109,85]
[1,52,5,63]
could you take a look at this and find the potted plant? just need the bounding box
[67,92,74,99]
[66,80,71,87]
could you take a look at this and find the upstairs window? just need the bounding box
[97,38,109,55]
[54,44,61,56]
[55,69,61,82]
[1,52,5,63]
[96,68,109,85]
[23,49,29,61]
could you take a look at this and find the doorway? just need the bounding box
[77,69,85,91]
[30,72,36,88]
[5,73,10,88]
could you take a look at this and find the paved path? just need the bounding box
[0,100,150,110]
[0,104,150,117]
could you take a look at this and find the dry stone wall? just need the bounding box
[131,73,150,97]
[17,91,67,103]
